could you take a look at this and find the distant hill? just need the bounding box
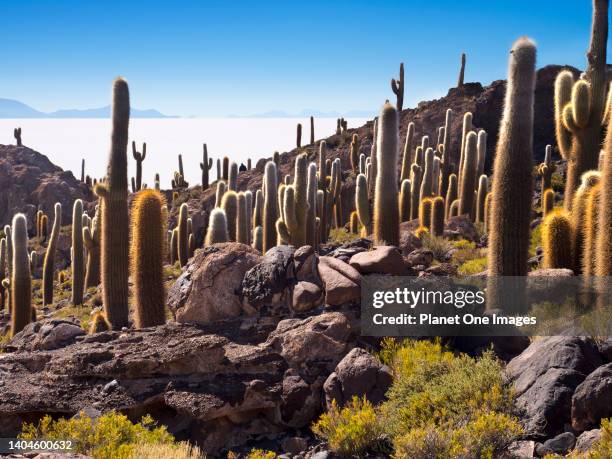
[0,98,173,118]
[228,108,376,118]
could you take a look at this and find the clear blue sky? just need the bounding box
[0,0,607,117]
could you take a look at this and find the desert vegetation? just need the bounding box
[0,1,611,457]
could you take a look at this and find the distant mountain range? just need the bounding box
[0,98,173,118]
[227,108,376,118]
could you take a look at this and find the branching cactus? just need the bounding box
[487,38,536,277]
[206,208,229,245]
[14,127,22,146]
[200,143,213,190]
[10,214,31,336]
[131,189,166,328]
[42,202,61,306]
[391,62,404,112]
[373,103,400,245]
[71,199,84,305]
[83,205,101,289]
[431,196,445,237]
[537,145,556,198]
[355,173,371,236]
[542,210,573,269]
[131,141,146,191]
[445,173,458,221]
[399,179,411,222]
[93,78,130,330]
[400,122,415,183]
[554,0,608,209]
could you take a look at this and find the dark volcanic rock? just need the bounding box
[0,145,94,230]
[571,362,612,432]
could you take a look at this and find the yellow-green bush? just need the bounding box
[312,396,382,456]
[327,227,357,245]
[458,257,488,275]
[246,449,278,459]
[421,234,454,261]
[20,411,174,459]
[129,441,205,459]
[451,239,486,267]
[313,339,522,458]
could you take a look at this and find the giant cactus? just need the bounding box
[42,202,61,306]
[71,199,84,305]
[459,131,478,219]
[355,173,371,236]
[400,122,416,184]
[570,170,600,273]
[487,38,536,277]
[276,153,308,247]
[596,106,612,276]
[131,189,166,328]
[10,214,31,336]
[373,102,400,246]
[93,78,130,329]
[554,0,608,209]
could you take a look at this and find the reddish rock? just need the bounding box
[318,257,362,306]
[291,281,323,312]
[349,246,408,275]
[445,215,479,242]
[406,248,434,268]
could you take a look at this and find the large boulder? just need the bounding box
[349,246,410,275]
[317,257,362,306]
[323,348,392,410]
[167,243,262,324]
[241,245,295,310]
[506,336,603,438]
[9,319,85,351]
[444,215,478,242]
[572,363,612,432]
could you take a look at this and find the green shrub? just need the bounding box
[458,257,488,275]
[451,240,486,267]
[246,449,278,459]
[312,396,382,456]
[20,411,174,459]
[327,227,357,245]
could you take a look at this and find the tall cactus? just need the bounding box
[554,0,608,209]
[71,199,84,305]
[222,156,229,180]
[222,190,238,242]
[310,116,315,145]
[10,214,31,336]
[131,189,166,328]
[170,228,178,263]
[200,143,213,190]
[373,102,400,246]
[276,153,308,247]
[457,52,466,87]
[263,161,278,253]
[458,112,473,191]
[419,198,433,230]
[445,173,458,221]
[476,130,487,179]
[596,103,612,276]
[355,173,371,236]
[0,238,6,311]
[83,205,101,289]
[177,203,190,266]
[253,189,263,228]
[431,196,445,237]
[400,122,415,183]
[487,38,536,277]
[132,141,146,191]
[570,170,600,273]
[93,77,130,330]
[215,180,226,207]
[205,208,229,245]
[475,175,488,223]
[350,134,360,173]
[236,192,248,244]
[306,162,318,247]
[42,203,61,306]
[543,188,555,217]
[583,183,601,276]
[419,148,435,201]
[296,123,302,149]
[410,164,422,221]
[228,162,238,191]
[542,210,573,269]
[459,131,478,219]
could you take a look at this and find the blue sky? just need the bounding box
[0,0,607,117]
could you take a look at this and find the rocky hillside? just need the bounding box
[0,144,94,230]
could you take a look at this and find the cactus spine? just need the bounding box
[200,143,213,190]
[43,203,62,306]
[430,196,445,237]
[205,208,229,245]
[373,102,400,246]
[487,38,536,278]
[131,141,146,191]
[71,199,84,305]
[542,210,573,269]
[93,78,130,330]
[10,214,31,336]
[83,206,101,289]
[131,190,166,328]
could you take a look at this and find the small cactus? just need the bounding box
[14,127,22,146]
[542,188,555,217]
[90,312,110,334]
[542,210,573,269]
